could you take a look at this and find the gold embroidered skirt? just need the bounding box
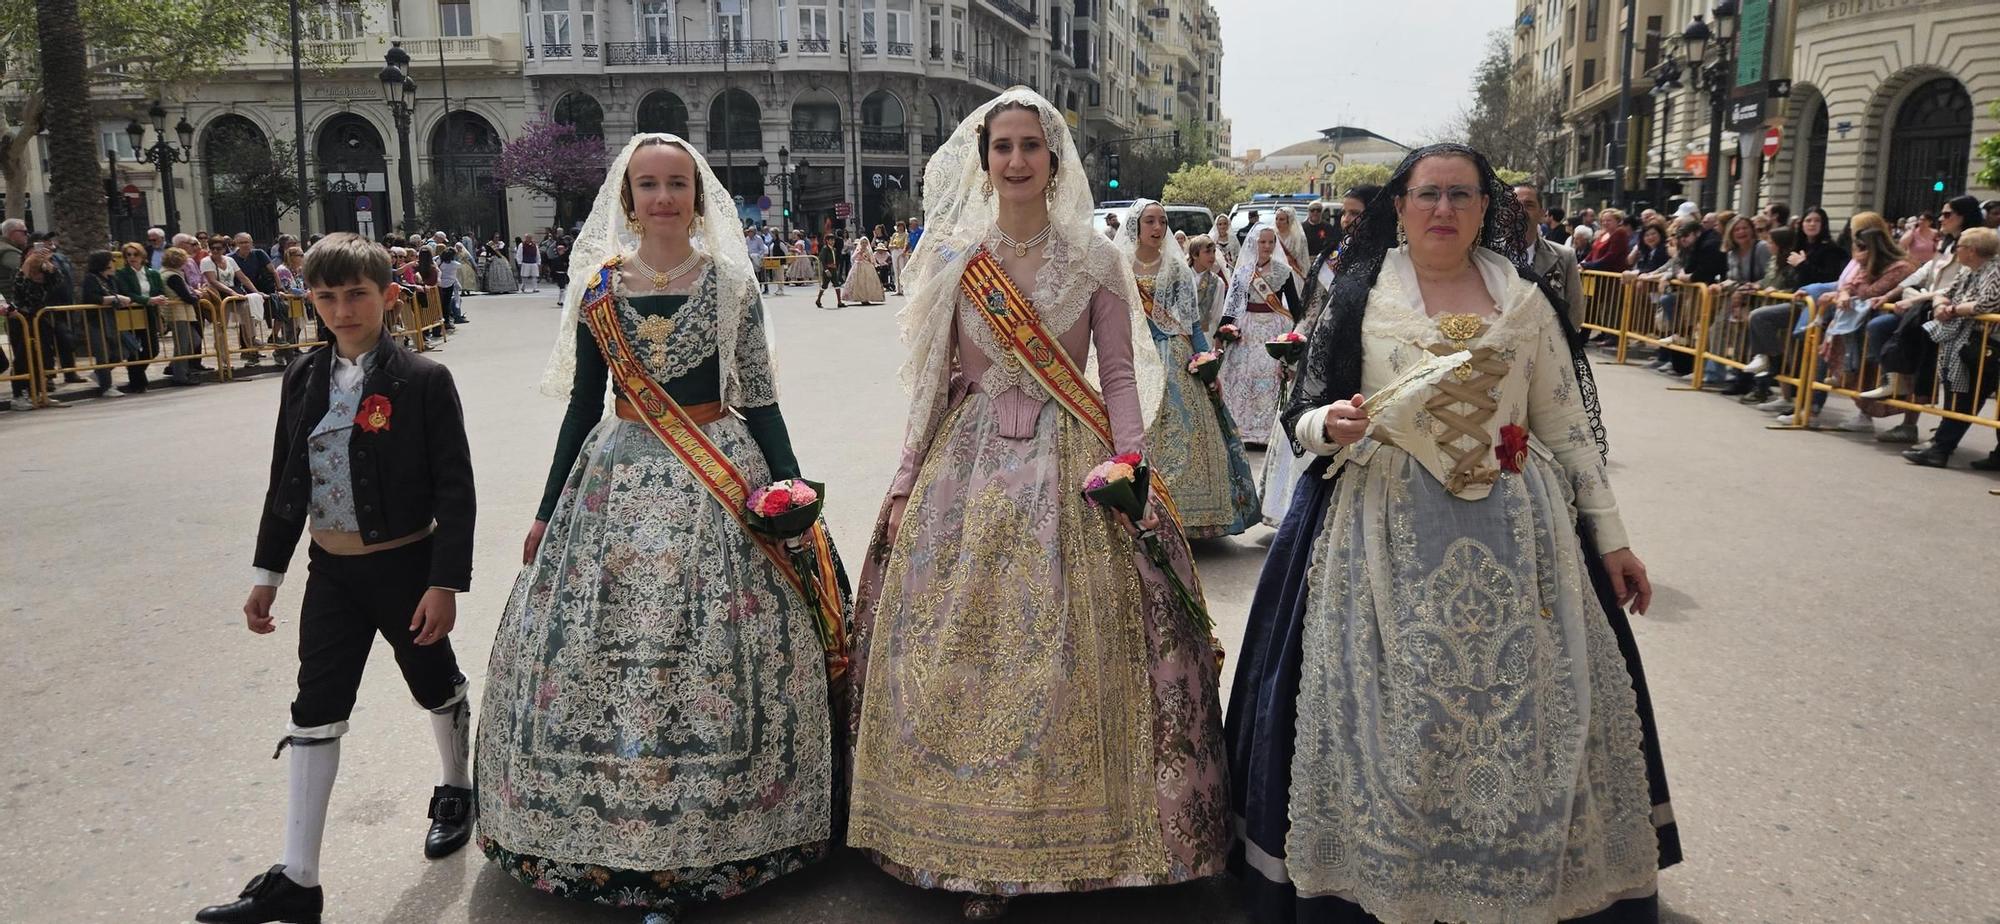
[848,395,1230,894]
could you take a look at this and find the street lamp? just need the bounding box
[778,146,793,235]
[381,41,420,237]
[1679,2,1737,212]
[128,100,192,236]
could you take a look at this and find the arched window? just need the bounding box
[860,90,906,153]
[1882,77,1971,220]
[789,88,842,152]
[636,91,690,136]
[314,113,390,237]
[202,115,278,241]
[709,88,762,150]
[552,91,604,139]
[428,111,508,242]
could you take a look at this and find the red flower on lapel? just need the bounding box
[356,394,394,433]
[1496,423,1528,474]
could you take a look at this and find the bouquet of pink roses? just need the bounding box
[1081,454,1212,635]
[746,479,825,543]
[1215,323,1241,345]
[1264,329,1307,363]
[1186,350,1222,385]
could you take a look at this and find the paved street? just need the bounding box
[3,288,1997,923]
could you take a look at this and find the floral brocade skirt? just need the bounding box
[475,416,834,911]
[1281,445,1660,922]
[1218,310,1292,445]
[848,394,1231,894]
[1149,333,1261,538]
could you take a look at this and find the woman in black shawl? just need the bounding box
[1224,144,1682,924]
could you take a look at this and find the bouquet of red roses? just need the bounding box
[1081,454,1212,635]
[746,479,825,543]
[744,478,850,672]
[1264,329,1307,363]
[1186,350,1222,384]
[1215,323,1241,345]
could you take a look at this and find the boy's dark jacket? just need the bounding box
[254,335,475,590]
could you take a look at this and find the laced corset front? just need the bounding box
[954,235,1094,406]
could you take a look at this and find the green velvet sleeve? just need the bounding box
[741,403,801,482]
[536,323,609,521]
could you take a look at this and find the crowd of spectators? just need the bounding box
[1530,193,2000,472]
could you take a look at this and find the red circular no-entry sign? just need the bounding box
[1763,127,1782,159]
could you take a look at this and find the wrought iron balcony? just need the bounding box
[861,129,906,153]
[798,36,830,53]
[602,39,776,66]
[581,43,598,59]
[541,43,572,59]
[888,41,913,57]
[929,43,944,61]
[985,0,1039,28]
[971,58,1020,87]
[862,41,878,55]
[789,128,843,151]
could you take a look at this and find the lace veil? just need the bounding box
[538,133,767,404]
[1227,219,1296,318]
[1115,197,1200,331]
[896,87,1158,451]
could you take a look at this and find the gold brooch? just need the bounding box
[1436,313,1485,344]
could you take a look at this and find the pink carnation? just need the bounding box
[788,481,818,505]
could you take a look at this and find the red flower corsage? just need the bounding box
[1496,423,1528,474]
[356,394,393,433]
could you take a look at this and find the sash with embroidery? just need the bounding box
[1249,268,1293,322]
[957,248,1183,524]
[579,259,849,679]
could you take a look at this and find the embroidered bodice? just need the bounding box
[1301,249,1628,552]
[306,351,372,532]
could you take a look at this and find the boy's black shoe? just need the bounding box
[194,865,322,924]
[424,785,474,859]
[1903,446,1951,468]
[1969,451,2000,472]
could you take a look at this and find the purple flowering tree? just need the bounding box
[492,116,609,230]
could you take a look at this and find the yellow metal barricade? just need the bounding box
[1803,309,2000,437]
[2,306,43,406]
[773,254,822,287]
[213,294,278,377]
[1577,270,1637,362]
[24,303,158,392]
[151,296,227,383]
[1607,276,1715,388]
[283,294,327,351]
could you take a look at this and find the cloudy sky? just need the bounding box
[1211,0,1500,155]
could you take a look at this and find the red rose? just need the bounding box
[1112,451,1143,467]
[355,394,393,433]
[1496,423,1529,474]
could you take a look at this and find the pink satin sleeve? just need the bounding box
[1085,287,1147,456]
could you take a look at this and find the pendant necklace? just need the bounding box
[997,223,1051,258]
[629,249,703,290]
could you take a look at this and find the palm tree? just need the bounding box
[36,0,114,263]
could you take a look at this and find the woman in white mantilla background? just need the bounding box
[842,233,887,304]
[1274,205,1309,277]
[1224,143,1681,924]
[1217,220,1303,446]
[1117,199,1260,538]
[846,88,1229,920]
[476,134,842,920]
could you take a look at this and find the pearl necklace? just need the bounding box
[997,223,1052,257]
[628,249,703,290]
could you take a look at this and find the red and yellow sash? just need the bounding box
[1135,277,1170,329]
[958,248,1182,523]
[581,260,847,678]
[1250,270,1293,321]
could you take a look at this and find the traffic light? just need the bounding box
[1933,179,1946,193]
[1106,152,1121,192]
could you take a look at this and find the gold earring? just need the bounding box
[1396,224,1408,248]
[626,215,642,234]
[982,176,994,199]
[1044,176,1057,204]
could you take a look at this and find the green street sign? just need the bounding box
[1736,0,1770,90]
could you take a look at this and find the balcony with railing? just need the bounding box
[921,133,943,153]
[789,128,843,152]
[601,39,776,67]
[929,43,945,61]
[861,129,906,153]
[237,34,513,70]
[976,0,1039,30]
[970,58,1021,88]
[888,41,913,57]
[797,36,831,53]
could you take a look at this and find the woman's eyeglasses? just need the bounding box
[1405,185,1481,212]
